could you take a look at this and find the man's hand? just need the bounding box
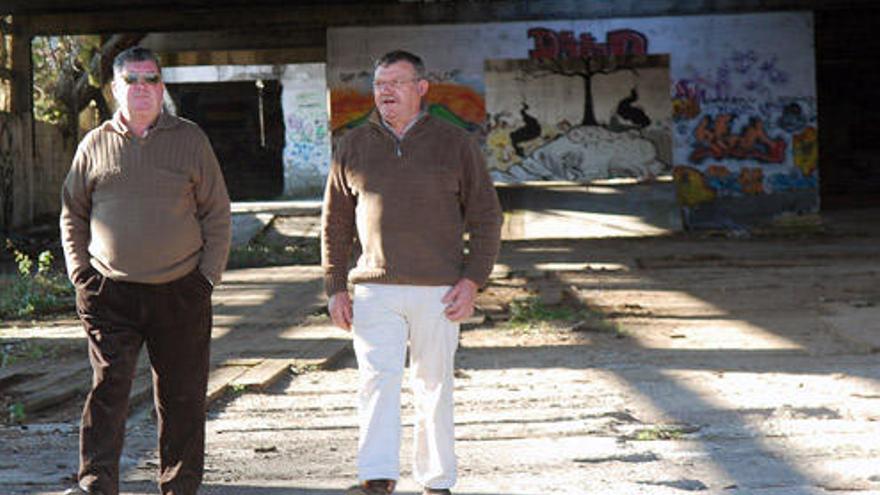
[328,291,353,331]
[442,278,479,322]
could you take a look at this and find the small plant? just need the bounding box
[508,297,577,326]
[0,241,75,319]
[1,345,15,367]
[0,341,55,368]
[7,402,26,423]
[228,383,249,396]
[631,425,693,441]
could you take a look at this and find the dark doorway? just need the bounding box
[815,8,880,209]
[166,80,284,200]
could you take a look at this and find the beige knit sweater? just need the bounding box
[60,112,231,285]
[321,113,502,296]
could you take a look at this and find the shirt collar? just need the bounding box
[110,110,173,137]
[380,110,427,139]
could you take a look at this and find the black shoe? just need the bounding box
[423,489,451,495]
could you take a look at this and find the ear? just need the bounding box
[111,78,123,104]
[417,79,429,97]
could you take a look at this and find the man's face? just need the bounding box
[112,59,164,123]
[373,61,428,127]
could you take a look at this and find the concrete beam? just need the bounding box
[141,27,326,52]
[12,0,880,36]
[157,47,327,66]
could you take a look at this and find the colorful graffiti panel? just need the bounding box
[282,87,331,196]
[672,47,818,209]
[329,70,486,136]
[674,95,818,205]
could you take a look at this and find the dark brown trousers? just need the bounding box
[75,268,213,495]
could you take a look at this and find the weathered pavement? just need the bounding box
[2,209,880,494]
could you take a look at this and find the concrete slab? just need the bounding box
[231,199,322,216]
[231,212,275,248]
[497,179,682,239]
[821,303,880,352]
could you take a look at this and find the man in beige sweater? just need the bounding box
[60,47,231,495]
[322,50,502,495]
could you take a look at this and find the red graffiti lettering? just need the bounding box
[527,28,558,59]
[528,27,649,60]
[579,33,604,57]
[558,31,579,59]
[607,29,648,57]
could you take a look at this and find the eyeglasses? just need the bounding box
[372,78,419,90]
[121,73,162,85]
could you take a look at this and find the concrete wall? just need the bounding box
[162,63,330,198]
[327,11,817,229]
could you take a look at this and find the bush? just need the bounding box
[0,243,74,319]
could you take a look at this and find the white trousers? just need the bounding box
[352,283,459,489]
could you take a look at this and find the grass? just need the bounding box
[630,424,698,441]
[7,402,26,424]
[226,239,320,269]
[505,296,624,335]
[0,246,75,321]
[508,297,579,325]
[0,340,57,367]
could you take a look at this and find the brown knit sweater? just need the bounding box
[60,112,231,285]
[321,113,502,296]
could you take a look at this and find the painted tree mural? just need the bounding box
[521,55,647,127]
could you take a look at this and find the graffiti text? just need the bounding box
[690,114,786,164]
[528,28,648,60]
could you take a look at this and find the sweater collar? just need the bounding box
[369,109,429,139]
[110,111,177,137]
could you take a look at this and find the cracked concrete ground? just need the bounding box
[2,208,880,494]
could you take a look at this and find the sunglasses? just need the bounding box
[121,73,162,85]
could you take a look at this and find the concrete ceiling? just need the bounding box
[5,0,879,35]
[4,0,879,65]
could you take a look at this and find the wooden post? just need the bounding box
[8,15,34,229]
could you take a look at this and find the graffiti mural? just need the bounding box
[673,48,819,211]
[327,12,818,228]
[672,45,818,225]
[689,113,786,164]
[329,69,485,138]
[486,55,672,182]
[527,28,648,59]
[281,86,331,196]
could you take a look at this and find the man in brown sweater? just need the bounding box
[322,50,502,495]
[59,47,231,495]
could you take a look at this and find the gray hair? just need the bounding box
[373,50,426,79]
[113,46,161,76]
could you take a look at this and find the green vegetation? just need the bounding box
[31,35,108,137]
[226,239,319,269]
[631,425,692,441]
[7,402,25,423]
[0,243,74,320]
[506,296,623,335]
[228,383,249,396]
[0,340,53,367]
[508,297,579,325]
